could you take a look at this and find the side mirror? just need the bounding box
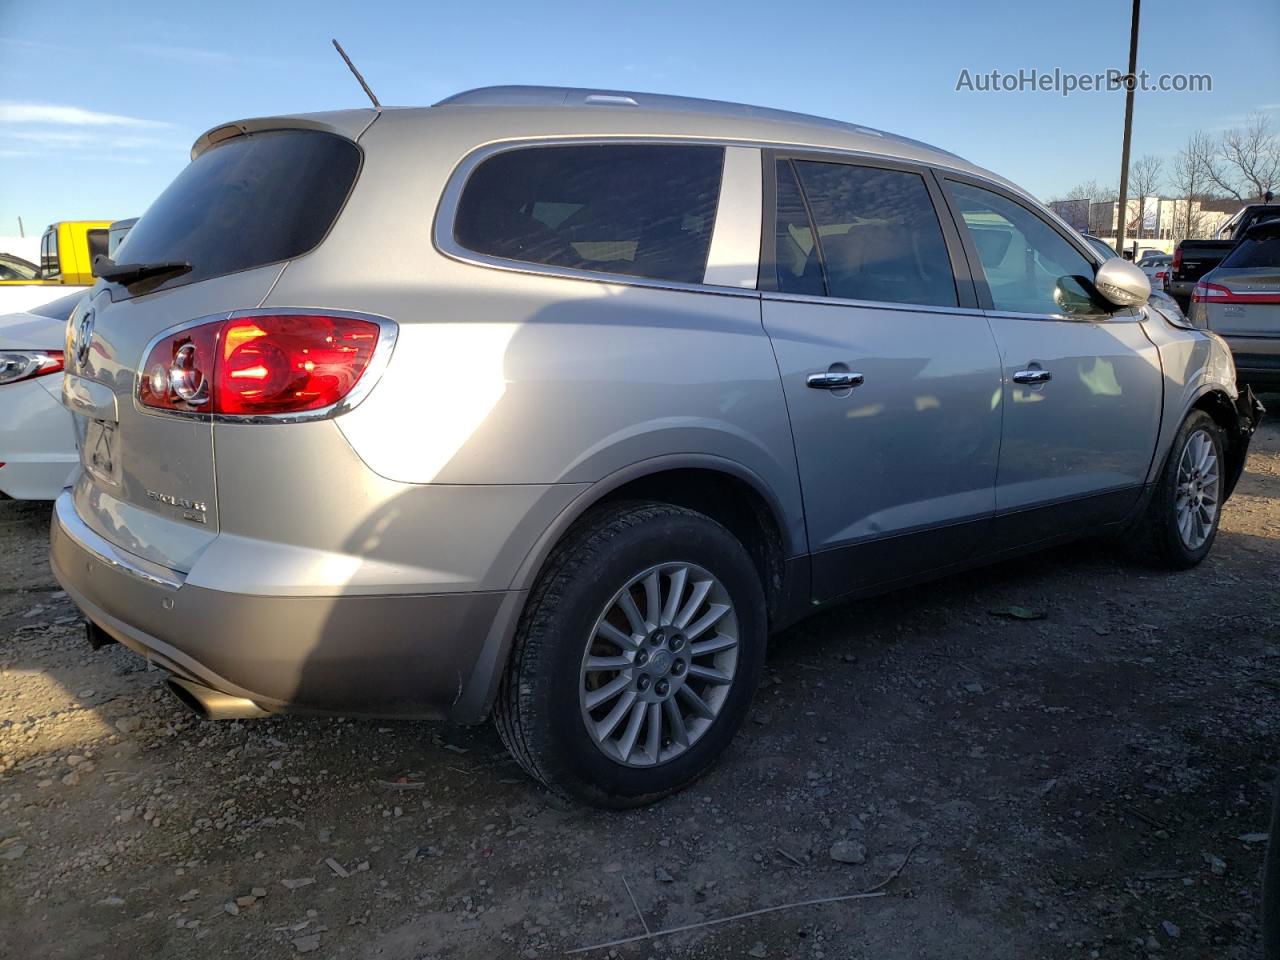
[1094,257,1151,308]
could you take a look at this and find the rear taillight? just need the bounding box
[1191,282,1231,304]
[0,349,64,386]
[139,313,384,417]
[1172,247,1183,272]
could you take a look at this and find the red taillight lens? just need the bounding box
[1172,248,1183,271]
[138,314,382,417]
[1191,282,1231,304]
[0,349,64,386]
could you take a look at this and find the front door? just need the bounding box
[941,178,1163,547]
[760,156,1003,602]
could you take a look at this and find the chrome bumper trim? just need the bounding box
[54,490,184,590]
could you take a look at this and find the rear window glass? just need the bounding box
[116,129,359,293]
[1221,224,1280,269]
[454,144,724,284]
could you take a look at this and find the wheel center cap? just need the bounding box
[650,650,673,674]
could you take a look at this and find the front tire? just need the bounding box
[1134,410,1226,569]
[494,502,766,808]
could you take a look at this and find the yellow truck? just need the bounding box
[0,220,115,312]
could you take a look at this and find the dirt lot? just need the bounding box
[2,406,1278,960]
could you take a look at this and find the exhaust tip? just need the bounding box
[166,677,270,720]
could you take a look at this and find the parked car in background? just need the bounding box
[0,220,115,313]
[51,86,1261,808]
[1189,218,1280,391]
[1138,252,1170,281]
[0,253,40,282]
[1170,238,1236,308]
[0,290,84,499]
[1215,201,1280,241]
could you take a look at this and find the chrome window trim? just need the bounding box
[131,307,399,425]
[760,290,980,318]
[55,491,184,590]
[433,136,762,299]
[982,307,1140,324]
[432,134,1052,304]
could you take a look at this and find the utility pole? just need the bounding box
[17,216,23,238]
[1114,0,1141,258]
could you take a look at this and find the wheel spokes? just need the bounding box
[580,561,739,768]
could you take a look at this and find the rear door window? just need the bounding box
[115,129,360,295]
[781,159,958,307]
[453,144,724,284]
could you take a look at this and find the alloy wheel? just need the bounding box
[1175,428,1220,550]
[578,561,739,767]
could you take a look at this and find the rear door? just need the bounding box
[64,127,362,572]
[939,177,1163,547]
[760,154,1002,602]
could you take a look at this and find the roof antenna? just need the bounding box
[331,39,381,111]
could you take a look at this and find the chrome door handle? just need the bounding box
[806,371,865,390]
[1011,369,1053,385]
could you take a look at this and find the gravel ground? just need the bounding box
[2,404,1278,960]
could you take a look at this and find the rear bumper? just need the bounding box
[1224,337,1280,389]
[50,491,524,721]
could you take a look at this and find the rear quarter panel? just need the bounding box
[262,117,806,559]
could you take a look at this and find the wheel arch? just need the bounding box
[1189,386,1252,499]
[448,456,808,724]
[512,455,803,618]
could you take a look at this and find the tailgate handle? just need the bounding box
[62,374,119,423]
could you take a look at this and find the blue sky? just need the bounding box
[1,0,1276,235]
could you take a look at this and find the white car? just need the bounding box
[0,291,82,499]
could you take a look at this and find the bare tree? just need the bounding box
[1170,131,1214,240]
[1123,155,1164,238]
[1205,113,1280,202]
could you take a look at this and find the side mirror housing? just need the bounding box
[1094,257,1151,308]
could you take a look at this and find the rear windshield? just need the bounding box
[115,129,360,294]
[1221,224,1280,269]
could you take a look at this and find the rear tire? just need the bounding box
[494,502,766,808]
[1131,410,1226,569]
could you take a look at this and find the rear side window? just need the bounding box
[784,160,957,307]
[117,129,359,293]
[454,144,724,284]
[1221,224,1280,268]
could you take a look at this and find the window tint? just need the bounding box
[117,130,360,295]
[454,144,724,284]
[949,182,1100,315]
[773,160,825,296]
[1221,222,1280,269]
[788,160,957,307]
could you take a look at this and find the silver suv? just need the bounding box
[52,86,1261,807]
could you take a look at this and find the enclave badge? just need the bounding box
[146,489,208,524]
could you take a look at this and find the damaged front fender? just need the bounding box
[1224,385,1266,500]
